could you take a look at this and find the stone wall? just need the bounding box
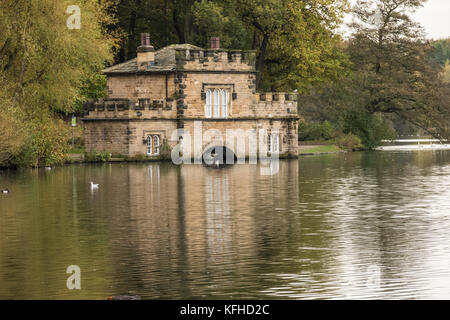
[84,120,130,155]
[128,120,179,156]
[107,74,176,101]
[88,72,298,122]
[179,72,257,118]
[182,119,298,159]
[84,119,179,157]
[84,118,298,158]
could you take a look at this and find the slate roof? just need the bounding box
[103,44,203,74]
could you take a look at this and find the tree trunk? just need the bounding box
[256,33,269,89]
[172,0,185,43]
[126,10,137,60]
[252,31,259,50]
[184,1,194,44]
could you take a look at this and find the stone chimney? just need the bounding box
[137,33,155,71]
[210,37,220,50]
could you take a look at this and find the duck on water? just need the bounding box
[2,189,9,194]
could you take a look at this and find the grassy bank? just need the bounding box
[299,143,344,155]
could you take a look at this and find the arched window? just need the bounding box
[205,89,212,118]
[153,135,160,155]
[147,136,153,155]
[213,89,220,118]
[205,87,231,118]
[268,133,279,153]
[147,135,160,155]
[221,89,228,118]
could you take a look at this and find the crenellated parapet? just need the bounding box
[175,49,256,72]
[252,92,298,118]
[84,98,177,119]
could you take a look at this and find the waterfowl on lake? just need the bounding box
[90,182,99,189]
[2,189,9,194]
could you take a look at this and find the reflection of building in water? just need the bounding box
[116,161,299,298]
[147,165,160,181]
[205,175,232,257]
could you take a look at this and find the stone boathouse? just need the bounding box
[83,34,299,162]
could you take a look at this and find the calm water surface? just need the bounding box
[1,151,450,299]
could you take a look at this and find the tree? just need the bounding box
[345,0,450,139]
[431,38,450,66]
[0,0,118,166]
[112,0,350,91]
[232,0,350,91]
[191,0,252,50]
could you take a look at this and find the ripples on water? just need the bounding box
[1,150,450,299]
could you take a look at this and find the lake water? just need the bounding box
[1,150,450,299]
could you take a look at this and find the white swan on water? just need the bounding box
[90,182,99,189]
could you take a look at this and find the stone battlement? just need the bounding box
[84,98,176,119]
[84,93,298,120]
[256,92,298,102]
[252,93,298,117]
[175,49,256,71]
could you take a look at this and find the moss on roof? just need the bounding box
[103,43,204,74]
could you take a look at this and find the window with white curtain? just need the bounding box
[147,136,153,155]
[268,133,279,153]
[205,88,230,118]
[213,89,220,118]
[153,135,160,155]
[221,89,228,118]
[205,89,212,118]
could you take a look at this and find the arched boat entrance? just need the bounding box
[202,145,236,167]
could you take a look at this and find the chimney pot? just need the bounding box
[210,37,220,50]
[137,32,155,71]
[141,33,150,46]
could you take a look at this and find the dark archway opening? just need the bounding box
[202,145,237,167]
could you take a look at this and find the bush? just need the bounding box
[159,141,172,160]
[128,141,172,161]
[343,108,396,150]
[29,118,71,166]
[333,132,363,151]
[85,152,111,162]
[128,154,148,161]
[298,120,334,141]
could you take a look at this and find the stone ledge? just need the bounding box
[82,116,300,122]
